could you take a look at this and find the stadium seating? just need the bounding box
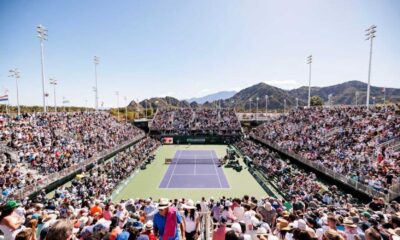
[253,106,400,194]
[150,108,242,136]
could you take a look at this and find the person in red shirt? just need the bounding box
[142,220,157,240]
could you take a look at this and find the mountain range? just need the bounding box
[185,91,237,104]
[127,80,400,111]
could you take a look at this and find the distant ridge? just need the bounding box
[127,80,400,111]
[186,91,237,104]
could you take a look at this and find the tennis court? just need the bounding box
[112,145,267,201]
[159,150,230,188]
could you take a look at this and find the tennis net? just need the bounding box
[170,158,220,165]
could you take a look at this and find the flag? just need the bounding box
[0,95,8,102]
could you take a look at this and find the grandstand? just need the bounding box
[2,1,400,239]
[1,104,399,240]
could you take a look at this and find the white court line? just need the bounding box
[194,154,197,175]
[210,150,223,188]
[166,150,182,188]
[172,173,218,176]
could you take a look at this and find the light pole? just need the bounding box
[283,99,286,113]
[4,88,9,114]
[93,56,100,111]
[249,98,252,113]
[124,96,128,123]
[116,91,119,120]
[49,78,57,112]
[296,97,299,108]
[9,69,21,116]
[145,99,148,119]
[328,94,333,107]
[63,96,66,112]
[85,99,88,112]
[365,25,377,109]
[256,97,259,120]
[382,88,386,104]
[37,25,48,112]
[265,95,268,114]
[307,55,312,107]
[355,91,359,106]
[231,99,235,112]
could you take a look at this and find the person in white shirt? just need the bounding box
[183,199,200,240]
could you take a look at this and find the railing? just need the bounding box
[250,134,400,201]
[7,133,146,200]
[377,136,399,148]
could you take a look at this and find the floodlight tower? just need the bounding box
[9,69,21,115]
[49,78,57,112]
[365,25,377,109]
[93,56,100,111]
[307,55,313,108]
[37,24,48,112]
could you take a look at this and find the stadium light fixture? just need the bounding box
[93,56,100,111]
[49,78,57,112]
[37,24,48,112]
[365,25,377,109]
[9,69,21,116]
[307,55,313,108]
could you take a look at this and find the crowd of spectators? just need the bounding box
[1,191,400,240]
[0,136,159,240]
[151,108,241,136]
[252,106,400,193]
[235,140,354,207]
[0,112,144,201]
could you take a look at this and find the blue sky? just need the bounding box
[0,0,399,107]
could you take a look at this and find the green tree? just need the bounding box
[310,96,324,106]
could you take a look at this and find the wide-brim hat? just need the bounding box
[145,220,154,230]
[158,198,171,210]
[343,218,357,228]
[183,199,196,209]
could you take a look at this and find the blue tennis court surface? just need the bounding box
[159,150,230,188]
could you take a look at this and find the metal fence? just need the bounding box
[6,133,145,200]
[250,135,400,201]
